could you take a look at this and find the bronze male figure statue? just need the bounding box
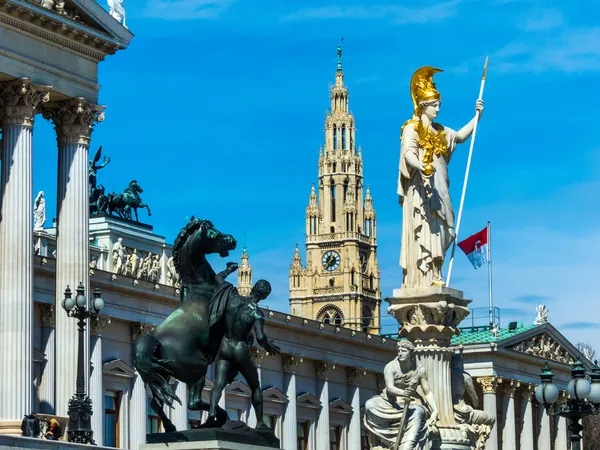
[206,263,280,429]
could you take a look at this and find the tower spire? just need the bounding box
[237,243,252,296]
[337,37,343,72]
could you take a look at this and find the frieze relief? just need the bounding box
[510,333,575,364]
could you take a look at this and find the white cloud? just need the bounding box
[143,0,235,20]
[519,8,564,31]
[282,1,463,24]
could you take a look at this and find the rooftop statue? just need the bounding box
[106,180,151,222]
[398,67,483,288]
[107,0,127,28]
[89,146,111,215]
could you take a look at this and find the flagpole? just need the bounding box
[446,56,488,287]
[487,221,494,328]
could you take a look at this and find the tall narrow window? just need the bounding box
[331,425,342,450]
[342,125,347,150]
[104,390,121,448]
[351,269,356,286]
[297,421,309,450]
[343,179,349,201]
[330,182,336,222]
[333,126,338,150]
[369,274,374,290]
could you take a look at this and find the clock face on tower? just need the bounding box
[359,251,368,273]
[322,250,341,272]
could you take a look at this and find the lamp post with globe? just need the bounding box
[536,359,600,450]
[62,283,104,444]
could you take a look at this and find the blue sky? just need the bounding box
[32,0,600,350]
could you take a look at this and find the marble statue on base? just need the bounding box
[364,341,438,450]
[398,67,483,288]
[107,0,127,28]
[33,191,46,231]
[534,304,549,325]
[112,238,125,274]
[450,355,495,450]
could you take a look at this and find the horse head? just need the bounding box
[172,218,236,285]
[128,180,143,194]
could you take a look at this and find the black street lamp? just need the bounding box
[536,359,600,450]
[62,283,104,444]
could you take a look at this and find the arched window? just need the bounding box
[330,181,336,222]
[333,314,342,326]
[362,306,373,333]
[323,313,331,325]
[333,126,338,150]
[369,274,374,290]
[342,125,347,150]
[343,179,349,201]
[329,278,335,287]
[351,269,356,286]
[330,226,335,233]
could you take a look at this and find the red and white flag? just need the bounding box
[457,225,489,269]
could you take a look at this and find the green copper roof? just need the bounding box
[451,324,538,345]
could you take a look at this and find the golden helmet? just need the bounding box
[410,66,443,117]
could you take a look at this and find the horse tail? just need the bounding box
[133,334,181,409]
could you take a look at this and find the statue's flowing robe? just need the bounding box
[363,362,432,450]
[398,122,458,287]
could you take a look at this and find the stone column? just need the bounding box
[43,98,104,417]
[519,384,535,450]
[315,361,336,450]
[90,316,111,446]
[502,379,519,450]
[477,376,499,450]
[347,367,366,450]
[0,79,50,433]
[555,392,568,450]
[39,304,56,414]
[247,348,268,428]
[537,401,552,450]
[282,354,302,450]
[172,381,189,431]
[130,323,154,449]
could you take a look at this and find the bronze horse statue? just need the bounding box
[133,218,236,432]
[107,180,151,222]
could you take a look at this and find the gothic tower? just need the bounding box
[289,45,381,334]
[237,245,252,296]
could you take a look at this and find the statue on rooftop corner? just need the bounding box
[398,67,483,288]
[364,340,438,450]
[89,146,111,215]
[33,191,46,231]
[107,0,127,28]
[534,304,549,325]
[107,180,151,222]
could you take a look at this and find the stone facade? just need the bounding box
[289,60,381,334]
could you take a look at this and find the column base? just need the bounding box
[0,420,23,435]
[432,426,474,449]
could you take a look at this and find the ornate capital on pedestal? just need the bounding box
[346,367,367,386]
[0,78,51,126]
[282,353,303,373]
[130,322,155,342]
[39,303,56,328]
[251,347,268,365]
[477,376,499,394]
[43,98,105,145]
[315,361,336,380]
[91,315,112,335]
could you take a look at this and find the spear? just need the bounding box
[446,57,488,287]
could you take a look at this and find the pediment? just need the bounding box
[329,398,352,414]
[297,392,321,410]
[507,326,577,365]
[103,358,135,378]
[262,386,287,404]
[2,0,133,59]
[33,347,45,363]
[225,380,251,397]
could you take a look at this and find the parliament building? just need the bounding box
[0,2,590,450]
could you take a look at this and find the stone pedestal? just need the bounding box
[141,427,279,450]
[387,286,472,450]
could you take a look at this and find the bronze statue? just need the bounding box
[106,180,151,222]
[206,265,280,428]
[89,146,111,215]
[133,218,237,432]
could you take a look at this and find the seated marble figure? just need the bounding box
[363,340,438,450]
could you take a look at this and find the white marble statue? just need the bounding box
[33,191,46,231]
[363,340,438,450]
[167,256,180,287]
[534,304,549,325]
[450,355,495,450]
[112,238,125,274]
[398,67,483,287]
[40,0,54,9]
[107,0,127,28]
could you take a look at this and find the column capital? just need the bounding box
[91,315,112,335]
[42,97,105,145]
[346,366,367,386]
[477,376,499,393]
[500,378,521,398]
[520,383,536,400]
[315,360,336,380]
[39,303,56,328]
[0,78,51,126]
[130,322,155,342]
[251,347,268,365]
[282,353,303,373]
